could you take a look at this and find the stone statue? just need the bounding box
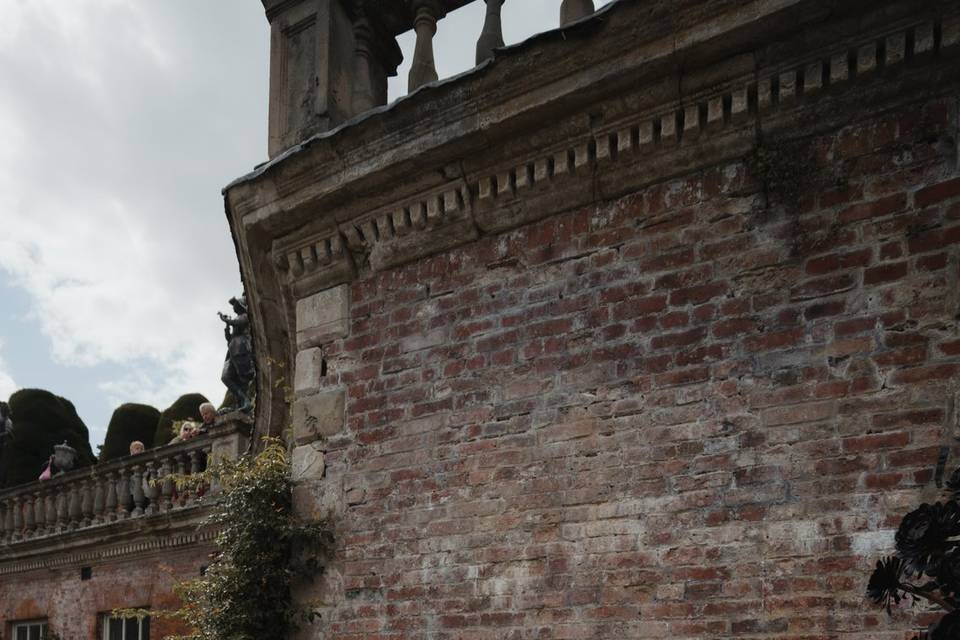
[219,295,255,412]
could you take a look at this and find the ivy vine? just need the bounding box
[117,439,333,640]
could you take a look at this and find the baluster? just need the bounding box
[92,475,106,525]
[68,482,82,529]
[32,490,46,537]
[104,471,118,522]
[476,0,505,64]
[12,497,23,541]
[186,450,204,506]
[22,493,35,538]
[80,479,93,527]
[0,499,8,543]
[352,16,376,114]
[408,1,440,91]
[44,490,56,535]
[144,461,160,516]
[55,487,68,532]
[175,454,188,507]
[560,0,595,26]
[116,468,132,519]
[131,465,146,517]
[161,458,174,513]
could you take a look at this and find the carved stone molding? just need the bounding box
[0,520,216,576]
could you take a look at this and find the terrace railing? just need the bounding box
[0,417,250,548]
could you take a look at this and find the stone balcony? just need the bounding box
[0,416,251,574]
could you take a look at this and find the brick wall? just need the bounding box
[307,94,960,639]
[0,547,206,640]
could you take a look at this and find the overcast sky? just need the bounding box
[0,0,612,450]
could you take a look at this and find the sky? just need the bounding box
[0,0,613,451]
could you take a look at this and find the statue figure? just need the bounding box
[219,295,255,412]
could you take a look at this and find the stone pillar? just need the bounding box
[289,284,351,640]
[261,0,402,158]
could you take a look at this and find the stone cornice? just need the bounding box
[0,507,214,576]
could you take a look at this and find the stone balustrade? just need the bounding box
[260,0,597,157]
[0,417,250,548]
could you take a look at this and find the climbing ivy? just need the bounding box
[117,439,333,640]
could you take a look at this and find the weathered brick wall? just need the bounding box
[0,547,207,640]
[308,94,960,638]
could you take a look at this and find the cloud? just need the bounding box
[0,0,613,442]
[0,0,267,426]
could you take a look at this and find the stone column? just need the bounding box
[260,0,399,157]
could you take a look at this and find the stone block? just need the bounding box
[295,347,325,394]
[345,487,366,505]
[292,476,344,520]
[296,284,349,349]
[292,443,326,482]
[293,388,345,444]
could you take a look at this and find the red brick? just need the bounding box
[744,328,805,352]
[863,261,908,285]
[891,364,960,384]
[915,177,960,207]
[805,248,871,275]
[842,431,910,452]
[838,193,906,223]
[669,282,729,306]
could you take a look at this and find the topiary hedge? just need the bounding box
[154,393,209,447]
[99,403,161,462]
[0,388,96,489]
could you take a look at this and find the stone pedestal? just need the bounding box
[260,0,402,157]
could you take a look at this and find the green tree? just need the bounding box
[0,389,96,488]
[99,403,161,461]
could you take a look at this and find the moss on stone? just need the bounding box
[99,403,161,462]
[154,393,209,447]
[0,389,96,489]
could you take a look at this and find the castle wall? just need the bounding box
[298,95,960,639]
[225,1,960,636]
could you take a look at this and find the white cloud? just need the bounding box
[0,0,616,442]
[0,0,265,423]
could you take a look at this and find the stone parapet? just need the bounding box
[0,414,251,571]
